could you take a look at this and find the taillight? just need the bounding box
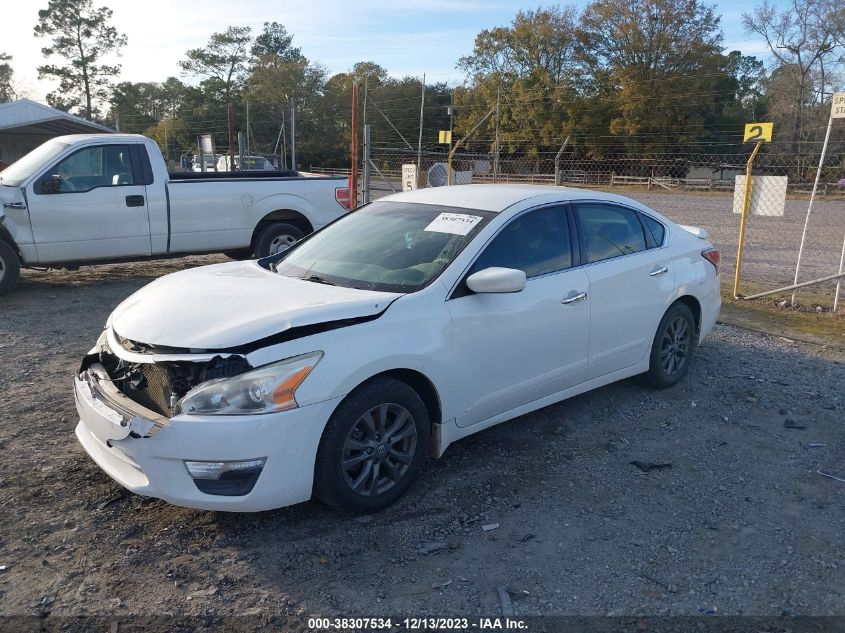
[335,187,351,210]
[702,248,720,272]
[335,176,353,210]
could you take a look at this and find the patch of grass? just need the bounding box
[719,288,845,350]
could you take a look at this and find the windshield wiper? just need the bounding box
[302,274,339,286]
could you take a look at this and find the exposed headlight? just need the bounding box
[175,352,323,416]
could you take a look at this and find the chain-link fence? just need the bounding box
[354,144,845,308]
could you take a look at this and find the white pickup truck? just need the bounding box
[0,134,351,294]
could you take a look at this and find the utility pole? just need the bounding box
[494,87,500,183]
[246,100,250,155]
[290,100,297,171]
[417,73,425,171]
[281,109,287,170]
[362,78,368,135]
[351,82,359,207]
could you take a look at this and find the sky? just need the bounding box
[5,0,780,102]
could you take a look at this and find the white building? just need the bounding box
[0,98,113,166]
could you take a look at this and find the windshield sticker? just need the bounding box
[424,213,482,236]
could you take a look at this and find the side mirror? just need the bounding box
[465,267,526,294]
[41,174,64,194]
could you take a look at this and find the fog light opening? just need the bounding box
[184,458,266,496]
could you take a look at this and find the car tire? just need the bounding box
[314,377,430,514]
[643,302,697,389]
[0,240,21,296]
[254,223,305,258]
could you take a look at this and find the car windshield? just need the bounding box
[0,139,70,187]
[274,201,494,293]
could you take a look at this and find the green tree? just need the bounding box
[578,0,725,155]
[250,22,303,63]
[33,0,126,119]
[457,7,579,167]
[245,56,328,166]
[179,26,252,104]
[0,52,15,103]
[109,81,166,132]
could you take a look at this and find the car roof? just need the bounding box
[378,184,648,213]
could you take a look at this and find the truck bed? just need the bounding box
[169,170,298,181]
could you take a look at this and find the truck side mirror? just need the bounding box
[41,174,64,194]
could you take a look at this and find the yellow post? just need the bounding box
[447,141,461,186]
[733,140,762,298]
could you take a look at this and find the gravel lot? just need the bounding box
[618,191,843,296]
[0,257,843,625]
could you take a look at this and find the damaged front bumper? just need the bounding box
[74,330,343,512]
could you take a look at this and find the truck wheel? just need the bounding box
[254,223,305,258]
[0,240,21,296]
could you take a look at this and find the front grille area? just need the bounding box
[98,349,251,417]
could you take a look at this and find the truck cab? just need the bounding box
[0,134,350,295]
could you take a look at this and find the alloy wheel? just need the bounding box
[341,403,418,496]
[659,316,690,376]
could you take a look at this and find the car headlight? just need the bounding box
[175,352,323,416]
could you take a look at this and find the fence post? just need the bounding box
[448,106,495,185]
[554,136,570,186]
[792,103,835,304]
[362,125,371,204]
[733,140,762,299]
[350,83,359,207]
[834,233,845,312]
[610,173,615,188]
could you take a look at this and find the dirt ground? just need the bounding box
[1,257,845,627]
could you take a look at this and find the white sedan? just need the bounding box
[74,185,721,513]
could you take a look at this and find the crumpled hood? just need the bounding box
[110,260,401,350]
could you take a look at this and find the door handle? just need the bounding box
[649,266,669,277]
[125,195,145,207]
[2,202,25,210]
[561,291,588,304]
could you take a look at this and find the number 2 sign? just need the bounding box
[743,122,773,143]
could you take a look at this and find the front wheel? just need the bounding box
[643,302,697,388]
[254,223,305,258]
[313,377,430,514]
[0,240,21,296]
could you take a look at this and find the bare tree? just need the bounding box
[743,0,845,152]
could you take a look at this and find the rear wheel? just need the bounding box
[644,302,696,388]
[254,223,305,258]
[314,377,430,514]
[0,240,21,296]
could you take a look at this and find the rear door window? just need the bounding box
[575,203,647,264]
[642,214,666,246]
